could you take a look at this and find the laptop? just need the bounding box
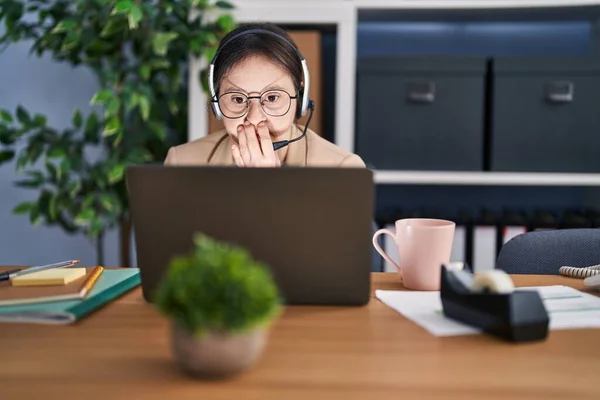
[126,165,375,306]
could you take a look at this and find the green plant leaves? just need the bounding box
[59,158,71,176]
[152,32,178,56]
[140,65,151,80]
[24,140,44,166]
[0,149,15,164]
[29,204,41,226]
[90,89,113,105]
[75,207,95,225]
[72,109,83,128]
[66,180,81,198]
[0,109,13,123]
[32,114,47,127]
[128,92,151,121]
[100,19,124,38]
[49,195,59,220]
[148,59,170,70]
[127,5,143,29]
[39,189,59,221]
[61,30,80,52]
[215,1,234,9]
[0,0,237,250]
[102,117,120,137]
[1,1,24,33]
[217,14,235,32]
[154,233,282,335]
[139,95,151,121]
[84,112,98,138]
[88,216,104,237]
[104,97,120,117]
[12,202,34,215]
[148,121,166,140]
[0,127,19,146]
[202,45,217,63]
[108,164,125,183]
[16,105,31,126]
[191,0,210,8]
[14,170,45,188]
[112,0,133,14]
[51,19,77,34]
[111,0,143,29]
[45,161,59,182]
[99,193,118,212]
[46,145,67,159]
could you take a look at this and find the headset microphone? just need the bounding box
[272,100,315,151]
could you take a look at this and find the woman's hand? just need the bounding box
[231,121,282,167]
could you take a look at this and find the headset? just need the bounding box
[207,28,315,150]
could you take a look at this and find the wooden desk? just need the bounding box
[1,273,599,400]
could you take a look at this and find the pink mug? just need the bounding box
[372,218,455,290]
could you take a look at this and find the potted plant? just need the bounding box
[0,0,236,266]
[153,233,283,379]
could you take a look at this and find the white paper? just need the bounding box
[376,285,600,337]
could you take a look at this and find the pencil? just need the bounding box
[79,266,104,297]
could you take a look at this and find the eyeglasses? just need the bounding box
[214,89,298,119]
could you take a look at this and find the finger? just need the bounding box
[237,125,252,165]
[227,130,239,146]
[244,122,263,157]
[231,144,244,167]
[256,121,276,160]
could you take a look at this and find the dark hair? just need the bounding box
[213,23,304,118]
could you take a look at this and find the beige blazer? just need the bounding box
[164,126,366,168]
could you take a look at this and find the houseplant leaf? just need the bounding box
[152,32,178,56]
[0,149,14,164]
[0,0,237,267]
[154,233,282,336]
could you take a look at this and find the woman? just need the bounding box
[164,22,365,168]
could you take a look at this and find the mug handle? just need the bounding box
[372,228,402,273]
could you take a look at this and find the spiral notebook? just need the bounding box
[0,267,140,324]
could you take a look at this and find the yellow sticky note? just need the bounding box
[11,268,87,286]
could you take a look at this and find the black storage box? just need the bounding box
[355,56,487,171]
[490,57,600,173]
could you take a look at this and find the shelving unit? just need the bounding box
[187,0,600,186]
[373,171,600,186]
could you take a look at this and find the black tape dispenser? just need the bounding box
[440,263,549,343]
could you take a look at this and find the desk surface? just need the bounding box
[1,273,599,400]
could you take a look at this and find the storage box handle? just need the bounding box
[546,81,573,103]
[407,82,435,103]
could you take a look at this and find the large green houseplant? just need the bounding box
[154,233,282,379]
[0,0,235,265]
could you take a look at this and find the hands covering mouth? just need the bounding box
[231,121,282,168]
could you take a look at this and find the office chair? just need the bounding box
[496,228,600,275]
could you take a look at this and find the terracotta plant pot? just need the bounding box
[170,322,268,379]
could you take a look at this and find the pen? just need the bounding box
[79,266,104,297]
[0,268,23,282]
[0,259,81,281]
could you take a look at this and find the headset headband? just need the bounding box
[207,28,311,120]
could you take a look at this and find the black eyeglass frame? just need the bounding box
[211,89,299,119]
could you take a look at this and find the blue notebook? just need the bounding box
[0,268,141,324]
